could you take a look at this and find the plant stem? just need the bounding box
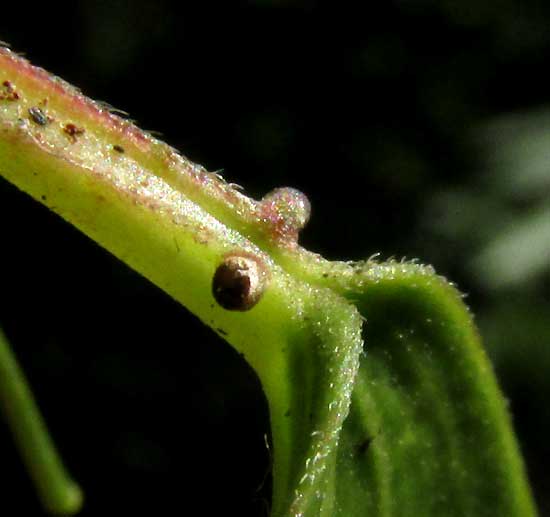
[0,328,83,515]
[0,46,537,517]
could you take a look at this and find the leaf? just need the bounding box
[0,47,537,516]
[331,263,537,516]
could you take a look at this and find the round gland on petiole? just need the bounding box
[212,253,268,311]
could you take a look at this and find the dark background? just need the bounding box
[1,1,549,515]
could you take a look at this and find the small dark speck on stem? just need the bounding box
[113,144,125,153]
[63,123,85,142]
[28,107,49,126]
[0,80,19,100]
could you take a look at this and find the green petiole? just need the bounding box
[0,328,83,515]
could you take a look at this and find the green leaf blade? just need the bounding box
[329,266,537,516]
